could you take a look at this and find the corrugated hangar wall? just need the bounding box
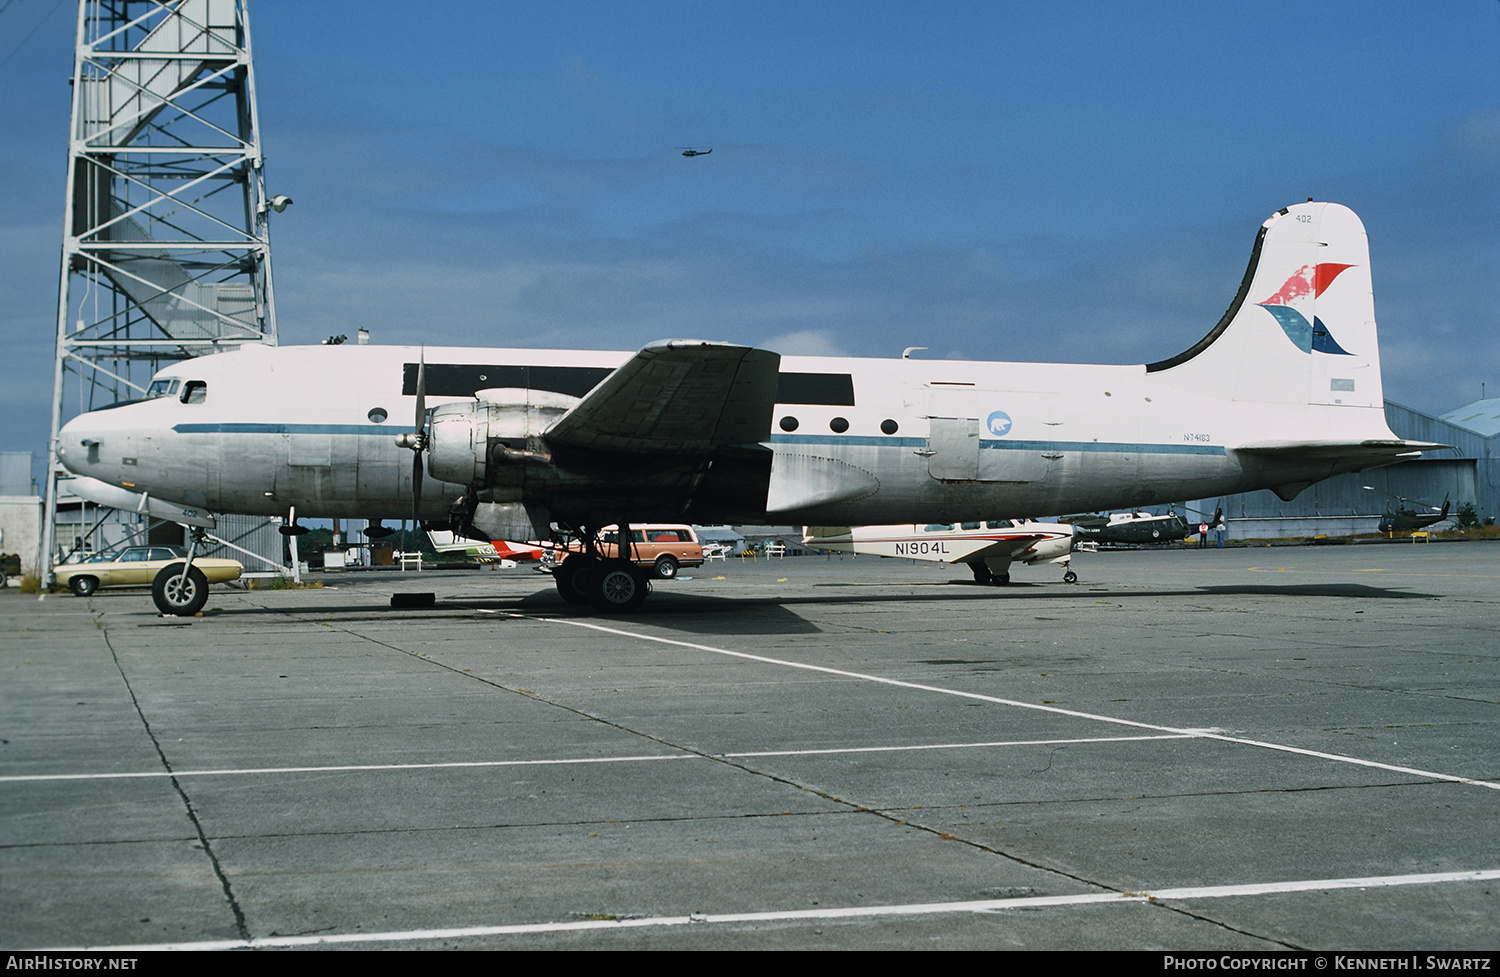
[1191,401,1498,539]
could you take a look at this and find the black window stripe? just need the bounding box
[776,372,855,406]
[402,364,614,399]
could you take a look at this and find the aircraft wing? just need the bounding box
[963,535,1050,562]
[544,340,780,456]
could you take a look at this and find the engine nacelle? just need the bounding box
[426,388,577,492]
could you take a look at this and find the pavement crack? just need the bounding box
[99,627,250,943]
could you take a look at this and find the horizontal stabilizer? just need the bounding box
[1234,439,1450,467]
[545,340,780,456]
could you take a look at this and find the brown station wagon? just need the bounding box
[563,524,705,579]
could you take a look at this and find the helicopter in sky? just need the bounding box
[679,147,713,157]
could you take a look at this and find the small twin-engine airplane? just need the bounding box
[55,201,1440,614]
[804,520,1079,584]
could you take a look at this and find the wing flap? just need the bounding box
[545,340,780,456]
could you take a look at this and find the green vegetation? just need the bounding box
[246,576,324,590]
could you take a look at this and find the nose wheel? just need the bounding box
[153,563,209,616]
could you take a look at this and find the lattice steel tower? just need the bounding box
[41,0,280,579]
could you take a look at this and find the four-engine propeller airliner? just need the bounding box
[55,201,1439,613]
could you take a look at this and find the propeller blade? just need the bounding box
[414,348,426,433]
[412,347,426,525]
[412,451,424,526]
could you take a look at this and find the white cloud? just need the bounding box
[758,329,849,357]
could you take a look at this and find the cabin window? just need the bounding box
[181,381,207,404]
[986,520,1014,529]
[923,524,953,532]
[880,419,899,435]
[368,408,388,423]
[779,416,799,432]
[829,417,849,433]
[961,522,981,530]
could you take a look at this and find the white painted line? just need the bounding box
[0,735,1187,783]
[524,614,1500,791]
[0,754,697,783]
[722,733,1195,758]
[62,868,1500,951]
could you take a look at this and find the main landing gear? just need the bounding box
[969,563,1010,586]
[552,525,651,613]
[968,560,1079,586]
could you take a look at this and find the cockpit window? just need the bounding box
[181,381,207,404]
[145,379,181,400]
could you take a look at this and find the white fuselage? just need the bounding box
[805,520,1076,568]
[55,341,1386,528]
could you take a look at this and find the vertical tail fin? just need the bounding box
[1147,201,1384,410]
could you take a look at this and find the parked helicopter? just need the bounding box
[1364,486,1451,534]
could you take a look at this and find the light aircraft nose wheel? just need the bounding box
[589,558,649,613]
[1063,569,1078,584]
[152,563,209,616]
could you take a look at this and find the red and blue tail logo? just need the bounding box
[1257,263,1356,355]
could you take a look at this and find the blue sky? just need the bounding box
[2,1,1497,476]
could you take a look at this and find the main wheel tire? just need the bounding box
[970,563,993,584]
[152,563,209,616]
[996,571,1011,586]
[653,554,679,579]
[70,576,99,597]
[1063,569,1079,584]
[589,558,649,613]
[554,555,592,605]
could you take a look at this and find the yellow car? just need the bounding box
[55,546,242,599]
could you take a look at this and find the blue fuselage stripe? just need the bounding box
[172,423,395,436]
[767,434,1224,455]
[170,424,1224,457]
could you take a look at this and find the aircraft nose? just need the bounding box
[57,413,114,476]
